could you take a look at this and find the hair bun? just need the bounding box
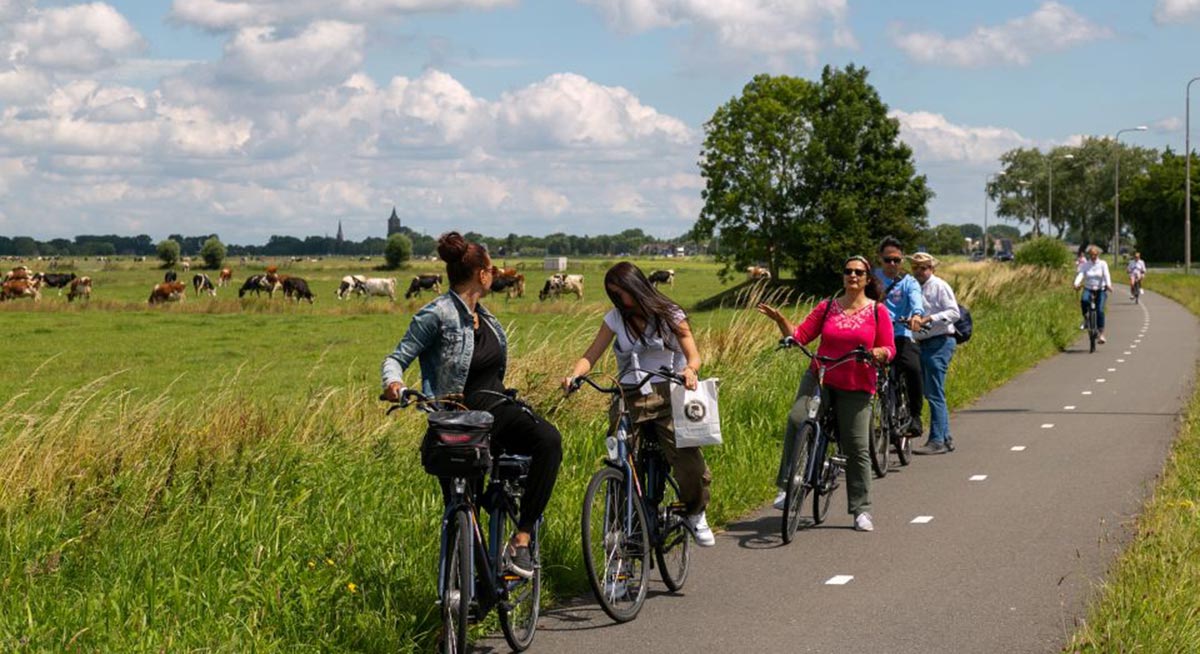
[437,232,467,263]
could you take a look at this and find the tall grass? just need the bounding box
[1067,273,1200,652]
[0,263,1077,651]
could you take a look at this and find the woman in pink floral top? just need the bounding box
[757,255,895,532]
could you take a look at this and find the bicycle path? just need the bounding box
[478,287,1199,653]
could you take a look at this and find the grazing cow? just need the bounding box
[67,276,92,302]
[336,275,366,299]
[353,277,397,301]
[39,273,77,294]
[282,277,315,304]
[164,270,178,283]
[489,268,525,300]
[192,273,216,297]
[0,278,41,302]
[648,269,675,287]
[237,274,272,298]
[746,266,771,281]
[538,274,584,301]
[181,260,191,272]
[2,266,31,283]
[218,268,233,287]
[405,274,443,299]
[148,281,186,304]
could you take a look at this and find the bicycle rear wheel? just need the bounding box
[581,466,649,623]
[1088,307,1097,353]
[498,513,540,651]
[654,474,691,592]
[868,394,889,478]
[781,423,814,544]
[440,509,472,654]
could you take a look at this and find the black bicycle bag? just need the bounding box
[420,410,494,477]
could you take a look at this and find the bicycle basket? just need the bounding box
[420,410,494,477]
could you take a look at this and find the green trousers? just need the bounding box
[776,370,873,517]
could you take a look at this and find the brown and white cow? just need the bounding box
[218,268,233,287]
[67,276,92,302]
[405,274,443,299]
[0,277,41,302]
[747,266,771,281]
[490,268,525,299]
[148,281,186,304]
[538,274,584,300]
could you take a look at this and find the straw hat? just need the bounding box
[908,252,939,267]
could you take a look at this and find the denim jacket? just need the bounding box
[380,290,508,397]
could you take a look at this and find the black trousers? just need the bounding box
[440,402,563,534]
[894,336,923,419]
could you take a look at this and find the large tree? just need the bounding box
[1122,149,1200,263]
[693,65,930,290]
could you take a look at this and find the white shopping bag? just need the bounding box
[670,378,722,448]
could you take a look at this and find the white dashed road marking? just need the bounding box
[1117,359,1126,363]
[910,516,934,524]
[1064,405,1076,410]
[1082,391,1093,395]
[1108,368,1116,372]
[1041,424,1054,429]
[969,475,988,481]
[1011,446,1027,452]
[1096,379,1106,383]
[825,575,854,585]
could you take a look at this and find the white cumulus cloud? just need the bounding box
[890,109,1030,164]
[1154,0,1200,24]
[5,2,144,73]
[891,1,1111,68]
[581,0,855,64]
[217,21,365,89]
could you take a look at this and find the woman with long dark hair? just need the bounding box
[382,232,563,578]
[757,255,894,532]
[562,261,714,547]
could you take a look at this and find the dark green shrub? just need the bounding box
[1014,236,1071,269]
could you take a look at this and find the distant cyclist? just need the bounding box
[1126,251,1146,301]
[758,255,895,532]
[873,236,926,438]
[1073,245,1113,344]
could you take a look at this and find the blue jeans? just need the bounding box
[1081,288,1107,331]
[919,336,957,445]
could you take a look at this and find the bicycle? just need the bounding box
[384,389,542,654]
[776,338,870,544]
[873,318,919,473]
[1130,276,1142,304]
[568,368,694,623]
[1083,290,1100,353]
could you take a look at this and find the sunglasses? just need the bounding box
[843,268,868,277]
[882,257,902,264]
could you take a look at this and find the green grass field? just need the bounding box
[1067,274,1200,652]
[0,257,1079,651]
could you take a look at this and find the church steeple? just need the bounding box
[387,206,402,236]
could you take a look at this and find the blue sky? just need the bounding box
[2,0,1198,243]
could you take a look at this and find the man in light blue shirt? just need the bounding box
[874,237,926,438]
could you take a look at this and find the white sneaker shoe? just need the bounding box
[772,490,787,510]
[1098,334,1106,344]
[687,511,716,547]
[854,512,874,532]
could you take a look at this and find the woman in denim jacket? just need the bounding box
[382,232,562,579]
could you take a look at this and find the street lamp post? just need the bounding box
[984,171,1005,258]
[1018,179,1032,236]
[1114,126,1149,266]
[1187,77,1200,274]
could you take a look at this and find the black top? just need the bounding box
[463,321,506,410]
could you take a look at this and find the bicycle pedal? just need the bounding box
[830,455,847,466]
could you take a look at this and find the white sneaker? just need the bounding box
[1098,334,1106,344]
[772,490,787,510]
[854,512,874,532]
[687,512,716,547]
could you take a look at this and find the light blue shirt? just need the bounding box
[873,268,925,339]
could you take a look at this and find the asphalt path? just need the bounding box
[481,286,1198,653]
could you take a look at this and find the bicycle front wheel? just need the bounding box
[812,439,838,525]
[654,474,691,592]
[781,423,814,544]
[868,393,889,478]
[581,466,650,623]
[1088,311,1097,353]
[893,376,913,466]
[440,509,472,654]
[498,513,540,651]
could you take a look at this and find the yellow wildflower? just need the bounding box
[347,582,358,594]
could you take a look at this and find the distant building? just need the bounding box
[387,207,402,236]
[336,221,344,253]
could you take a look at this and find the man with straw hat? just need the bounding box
[909,252,960,455]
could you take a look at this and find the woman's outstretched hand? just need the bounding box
[757,303,792,338]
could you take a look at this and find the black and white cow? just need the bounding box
[405,274,443,299]
[238,274,271,298]
[648,269,675,287]
[192,273,216,297]
[40,272,77,294]
[336,275,366,299]
[164,270,178,283]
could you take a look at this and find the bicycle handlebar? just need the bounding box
[567,366,685,396]
[777,337,871,366]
